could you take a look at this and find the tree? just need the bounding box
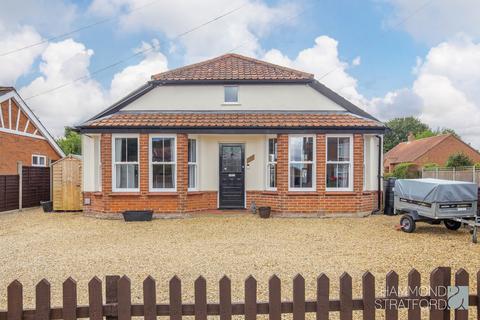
[414,130,435,140]
[384,117,429,152]
[56,127,81,155]
[445,153,474,168]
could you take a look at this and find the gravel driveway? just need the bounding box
[0,208,478,312]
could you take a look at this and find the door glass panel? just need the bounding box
[221,146,242,172]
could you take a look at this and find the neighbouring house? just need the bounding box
[0,87,64,174]
[77,54,386,216]
[384,133,480,173]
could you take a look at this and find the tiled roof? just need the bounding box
[385,134,451,163]
[82,112,384,129]
[151,53,314,81]
[0,86,14,96]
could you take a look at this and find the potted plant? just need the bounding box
[258,206,271,218]
[122,210,154,222]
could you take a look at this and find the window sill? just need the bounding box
[286,191,318,196]
[109,192,141,196]
[325,191,356,196]
[261,191,278,195]
[147,192,178,196]
[187,191,207,195]
[221,103,241,106]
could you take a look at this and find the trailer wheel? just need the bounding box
[444,220,462,231]
[400,215,416,233]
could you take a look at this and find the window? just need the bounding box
[326,135,353,191]
[289,135,315,190]
[224,86,238,103]
[32,154,46,167]
[113,136,139,191]
[188,138,198,190]
[266,137,277,190]
[150,135,176,191]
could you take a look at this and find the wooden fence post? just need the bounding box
[117,276,131,320]
[89,277,103,320]
[407,269,421,320]
[269,275,281,320]
[245,276,257,320]
[143,276,156,320]
[169,276,182,320]
[106,275,120,320]
[339,273,353,320]
[17,161,22,211]
[317,274,329,320]
[219,276,232,320]
[385,271,399,320]
[362,272,375,320]
[454,269,468,320]
[7,280,23,320]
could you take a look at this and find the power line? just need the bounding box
[0,0,164,57]
[24,2,248,101]
[317,0,434,81]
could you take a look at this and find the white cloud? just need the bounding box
[18,37,170,137]
[386,0,480,44]
[19,39,106,137]
[0,23,45,84]
[368,35,480,148]
[110,39,168,100]
[263,36,366,105]
[0,0,77,35]
[88,0,297,62]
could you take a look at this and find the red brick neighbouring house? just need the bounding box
[384,133,480,173]
[77,54,386,216]
[0,87,64,174]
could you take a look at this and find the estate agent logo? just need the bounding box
[447,286,468,310]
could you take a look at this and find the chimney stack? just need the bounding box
[407,132,415,142]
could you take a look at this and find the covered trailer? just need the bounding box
[394,179,479,242]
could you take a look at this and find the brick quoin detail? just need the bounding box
[84,133,378,215]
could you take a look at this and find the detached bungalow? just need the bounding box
[77,54,385,216]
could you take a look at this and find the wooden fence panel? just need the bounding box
[88,277,102,320]
[385,271,399,320]
[143,276,156,320]
[219,276,232,320]
[269,275,281,320]
[339,273,353,320]
[316,274,329,320]
[407,269,421,320]
[194,276,207,320]
[0,269,478,320]
[362,272,375,320]
[35,279,50,320]
[63,278,77,320]
[245,276,257,320]
[0,175,19,212]
[7,280,22,320]
[22,166,50,208]
[169,276,182,320]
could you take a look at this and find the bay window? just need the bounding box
[289,135,315,190]
[266,137,277,190]
[188,138,198,190]
[150,135,176,191]
[113,135,139,191]
[326,135,353,191]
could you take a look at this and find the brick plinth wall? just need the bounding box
[83,133,380,215]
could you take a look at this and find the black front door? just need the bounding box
[219,144,245,209]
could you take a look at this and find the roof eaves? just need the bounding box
[308,80,381,122]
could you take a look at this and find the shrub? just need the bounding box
[391,162,418,179]
[445,153,474,168]
[475,163,480,169]
[423,162,439,169]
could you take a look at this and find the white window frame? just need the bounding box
[288,134,316,191]
[325,134,354,192]
[265,135,277,191]
[188,137,199,191]
[149,134,177,192]
[112,134,140,192]
[223,85,239,104]
[32,154,47,167]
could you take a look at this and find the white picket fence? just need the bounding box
[422,166,480,185]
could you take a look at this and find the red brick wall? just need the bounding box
[0,131,61,174]
[416,135,480,166]
[84,133,378,215]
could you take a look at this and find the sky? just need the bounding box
[2,0,480,148]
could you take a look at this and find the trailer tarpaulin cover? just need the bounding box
[395,179,478,203]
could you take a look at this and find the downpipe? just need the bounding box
[371,134,383,215]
